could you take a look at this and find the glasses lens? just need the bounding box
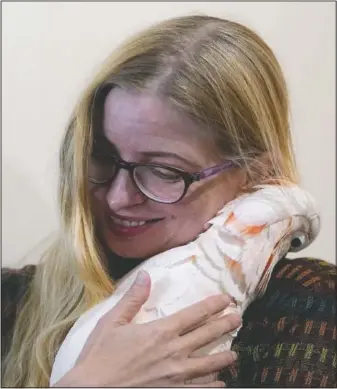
[134,165,185,203]
[88,155,116,184]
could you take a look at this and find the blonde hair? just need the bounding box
[3,15,298,386]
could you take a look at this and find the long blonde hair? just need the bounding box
[3,15,298,387]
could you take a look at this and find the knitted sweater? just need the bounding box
[1,257,336,387]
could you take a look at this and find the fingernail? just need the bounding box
[216,381,226,387]
[134,270,149,285]
[221,294,230,303]
[203,222,211,231]
[222,293,234,302]
[231,351,238,360]
[231,314,242,326]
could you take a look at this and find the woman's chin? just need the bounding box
[105,238,162,260]
[102,228,198,260]
[102,223,169,260]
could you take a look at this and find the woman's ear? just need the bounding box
[240,152,274,191]
[223,163,248,197]
[236,167,249,192]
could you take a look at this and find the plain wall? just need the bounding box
[2,2,335,267]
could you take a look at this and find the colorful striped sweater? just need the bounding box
[1,257,336,387]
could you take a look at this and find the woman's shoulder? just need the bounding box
[257,256,336,308]
[242,256,335,321]
[2,265,36,308]
[268,256,336,291]
[1,265,36,358]
[242,256,336,330]
[221,257,336,387]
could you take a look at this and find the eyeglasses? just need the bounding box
[89,152,237,204]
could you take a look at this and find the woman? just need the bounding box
[2,15,336,387]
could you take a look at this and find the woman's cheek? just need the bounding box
[89,187,107,221]
[90,186,106,204]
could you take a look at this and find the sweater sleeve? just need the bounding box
[220,257,336,388]
[1,265,36,360]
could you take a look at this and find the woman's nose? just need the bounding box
[106,169,145,210]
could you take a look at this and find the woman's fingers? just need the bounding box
[163,295,233,335]
[182,351,237,382]
[179,313,241,353]
[105,271,151,326]
[78,271,151,362]
[184,380,225,387]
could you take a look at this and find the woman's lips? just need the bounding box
[106,217,163,238]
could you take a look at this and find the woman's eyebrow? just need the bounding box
[141,151,202,169]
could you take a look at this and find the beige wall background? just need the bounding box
[2,2,335,267]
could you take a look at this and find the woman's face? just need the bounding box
[91,88,245,259]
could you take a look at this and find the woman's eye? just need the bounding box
[89,154,115,184]
[150,167,182,181]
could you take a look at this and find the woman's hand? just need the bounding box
[53,271,241,387]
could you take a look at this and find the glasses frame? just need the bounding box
[89,152,238,204]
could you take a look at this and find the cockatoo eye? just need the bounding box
[290,233,307,251]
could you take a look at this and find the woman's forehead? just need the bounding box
[102,88,216,160]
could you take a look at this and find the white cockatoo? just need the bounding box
[50,184,320,385]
